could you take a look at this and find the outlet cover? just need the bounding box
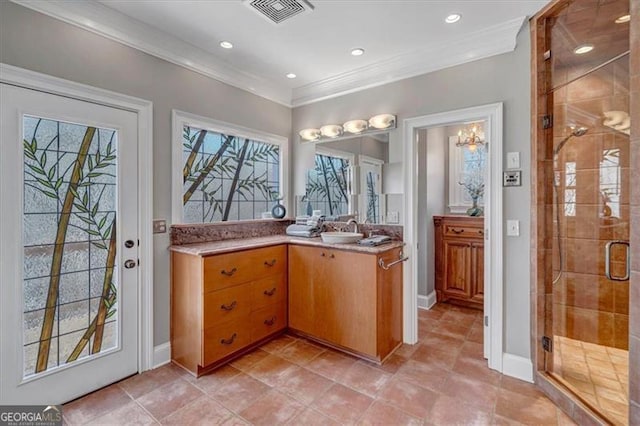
[387,211,399,224]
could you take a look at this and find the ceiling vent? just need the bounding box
[244,0,314,24]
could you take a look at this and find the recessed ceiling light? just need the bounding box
[220,41,233,49]
[351,48,365,56]
[615,14,630,24]
[445,14,461,24]
[573,44,594,54]
[286,73,297,79]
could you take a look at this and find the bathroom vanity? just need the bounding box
[169,233,403,377]
[433,215,484,309]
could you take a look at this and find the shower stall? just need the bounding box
[531,0,636,425]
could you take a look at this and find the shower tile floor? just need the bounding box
[553,336,629,425]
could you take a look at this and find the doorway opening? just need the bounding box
[402,103,505,374]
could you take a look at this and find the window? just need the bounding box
[172,111,288,223]
[304,150,352,217]
[448,136,487,213]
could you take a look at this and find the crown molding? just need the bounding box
[291,16,527,107]
[11,0,293,107]
[12,0,527,108]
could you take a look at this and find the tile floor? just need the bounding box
[553,335,629,426]
[63,303,576,425]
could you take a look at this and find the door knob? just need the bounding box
[124,259,137,269]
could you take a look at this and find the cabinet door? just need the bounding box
[443,240,472,298]
[316,250,377,356]
[288,245,320,335]
[471,243,484,302]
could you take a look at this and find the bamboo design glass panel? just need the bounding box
[365,171,380,224]
[306,154,350,216]
[23,116,118,377]
[182,126,280,222]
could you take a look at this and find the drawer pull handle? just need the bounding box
[221,267,237,276]
[330,254,335,259]
[263,287,277,296]
[478,230,484,235]
[264,259,277,267]
[220,301,237,311]
[451,228,464,234]
[220,333,237,345]
[321,252,326,257]
[264,316,276,326]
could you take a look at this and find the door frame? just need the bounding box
[0,63,155,372]
[402,102,504,372]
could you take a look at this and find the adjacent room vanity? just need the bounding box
[433,215,484,310]
[169,227,404,377]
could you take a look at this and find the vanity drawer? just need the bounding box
[202,320,251,366]
[250,274,287,311]
[251,302,287,342]
[203,245,287,292]
[443,224,484,239]
[203,284,252,328]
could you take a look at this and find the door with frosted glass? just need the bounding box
[0,84,139,404]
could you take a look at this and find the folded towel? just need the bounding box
[286,224,321,238]
[295,215,311,225]
[357,235,392,246]
[286,229,318,238]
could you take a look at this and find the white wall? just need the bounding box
[418,127,447,297]
[292,24,533,358]
[0,2,292,346]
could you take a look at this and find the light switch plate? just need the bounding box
[153,219,167,234]
[506,220,520,237]
[507,152,520,169]
[387,211,399,224]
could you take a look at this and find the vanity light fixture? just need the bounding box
[445,14,461,24]
[220,41,233,49]
[299,128,321,141]
[320,124,343,138]
[615,14,630,24]
[369,114,396,130]
[343,119,368,134]
[286,73,297,79]
[299,114,396,142]
[573,44,594,54]
[351,48,365,56]
[456,123,485,151]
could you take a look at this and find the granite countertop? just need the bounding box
[169,235,404,256]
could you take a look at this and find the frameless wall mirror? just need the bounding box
[296,133,400,224]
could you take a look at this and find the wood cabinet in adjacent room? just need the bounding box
[433,215,484,310]
[288,244,403,363]
[171,245,287,376]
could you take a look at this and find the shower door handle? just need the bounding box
[605,240,630,281]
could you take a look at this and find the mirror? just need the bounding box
[296,133,401,224]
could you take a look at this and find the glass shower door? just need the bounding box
[546,2,631,422]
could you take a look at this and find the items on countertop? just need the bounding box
[358,235,392,246]
[287,214,324,238]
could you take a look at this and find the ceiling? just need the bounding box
[16,0,550,106]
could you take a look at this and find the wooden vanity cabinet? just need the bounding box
[433,215,484,309]
[171,245,287,376]
[288,244,403,363]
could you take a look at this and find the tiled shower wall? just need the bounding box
[552,59,630,350]
[629,0,639,422]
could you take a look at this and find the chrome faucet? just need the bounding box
[346,218,358,234]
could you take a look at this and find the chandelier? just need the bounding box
[456,123,485,151]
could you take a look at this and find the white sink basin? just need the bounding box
[320,232,364,244]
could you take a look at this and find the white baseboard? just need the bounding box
[153,342,171,368]
[417,291,437,310]
[502,353,533,383]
